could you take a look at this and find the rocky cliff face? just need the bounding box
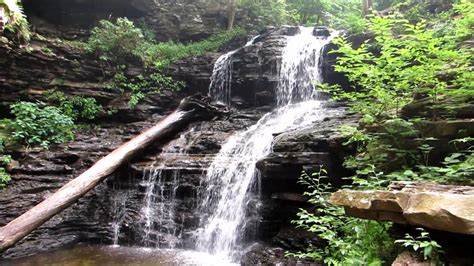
[0,24,352,261]
[171,26,342,108]
[23,0,231,41]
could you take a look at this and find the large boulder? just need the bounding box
[329,181,474,235]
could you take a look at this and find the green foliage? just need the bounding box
[325,0,367,33]
[240,0,290,28]
[0,134,11,189]
[134,27,246,68]
[329,9,472,123]
[340,120,474,188]
[239,0,366,32]
[287,169,394,265]
[86,17,145,61]
[387,144,474,185]
[87,17,245,67]
[136,19,156,43]
[111,65,184,108]
[395,228,443,261]
[87,17,243,106]
[41,47,55,57]
[287,0,330,25]
[451,0,474,41]
[45,91,103,120]
[1,0,31,42]
[322,1,474,189]
[9,102,75,149]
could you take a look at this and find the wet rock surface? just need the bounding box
[0,101,354,260]
[0,24,354,260]
[171,26,293,108]
[241,243,321,266]
[0,120,155,259]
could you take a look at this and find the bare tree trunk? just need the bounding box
[228,0,237,29]
[362,0,374,16]
[368,0,374,12]
[0,96,222,254]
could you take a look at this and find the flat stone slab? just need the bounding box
[329,181,474,235]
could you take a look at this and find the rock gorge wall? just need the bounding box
[0,20,352,261]
[23,0,231,41]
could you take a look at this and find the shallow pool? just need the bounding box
[2,245,238,266]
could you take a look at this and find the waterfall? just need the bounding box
[110,188,129,247]
[196,27,335,261]
[208,35,259,105]
[138,128,195,248]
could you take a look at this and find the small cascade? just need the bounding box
[138,128,196,248]
[208,35,259,105]
[196,27,335,261]
[277,27,329,105]
[110,188,129,247]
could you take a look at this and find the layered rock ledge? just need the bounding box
[329,181,474,235]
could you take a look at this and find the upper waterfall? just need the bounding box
[277,27,333,106]
[208,35,259,105]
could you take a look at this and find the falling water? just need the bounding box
[139,128,196,248]
[110,189,129,247]
[208,35,259,105]
[196,27,335,261]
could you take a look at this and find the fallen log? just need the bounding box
[0,96,223,253]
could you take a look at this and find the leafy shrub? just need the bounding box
[111,65,184,108]
[87,17,245,68]
[287,169,394,265]
[45,91,103,120]
[327,7,472,124]
[395,228,443,261]
[136,19,156,43]
[9,102,75,148]
[1,0,31,42]
[0,134,11,189]
[240,0,290,28]
[86,18,145,61]
[134,27,246,68]
[320,3,473,188]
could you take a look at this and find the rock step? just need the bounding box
[329,181,474,235]
[256,152,333,179]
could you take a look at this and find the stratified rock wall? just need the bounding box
[0,24,350,259]
[23,0,231,41]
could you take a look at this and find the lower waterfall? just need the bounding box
[138,127,197,248]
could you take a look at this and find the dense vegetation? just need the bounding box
[86,17,245,107]
[236,0,400,33]
[291,0,473,264]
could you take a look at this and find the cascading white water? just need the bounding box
[196,27,335,261]
[208,35,259,105]
[277,27,327,105]
[110,189,129,247]
[208,51,235,105]
[139,128,195,248]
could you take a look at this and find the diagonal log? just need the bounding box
[0,96,224,253]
